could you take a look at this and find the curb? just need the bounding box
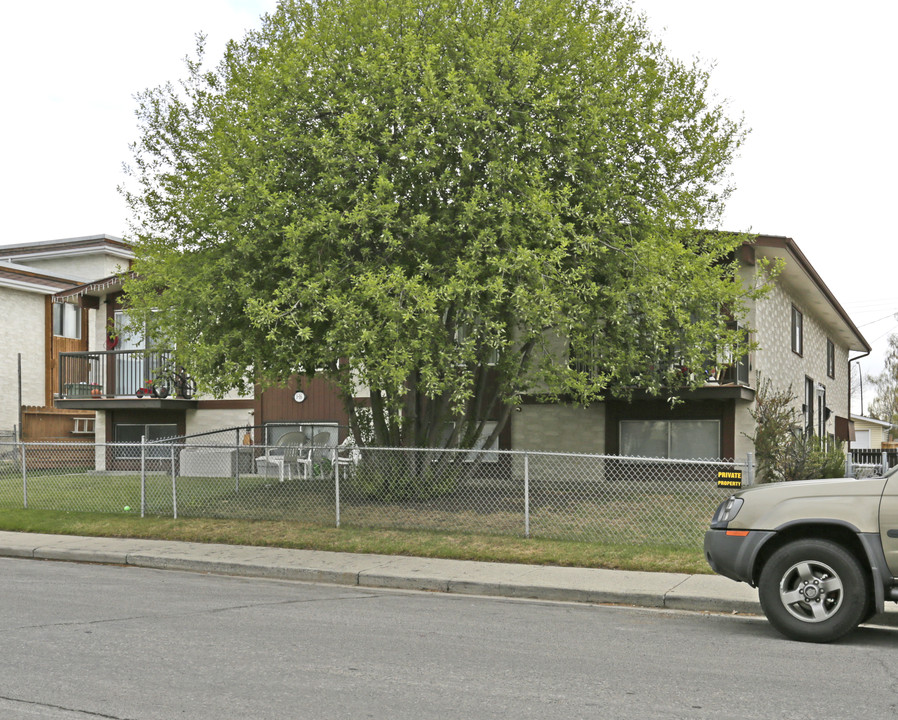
[2,531,897,628]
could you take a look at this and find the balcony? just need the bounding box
[55,349,199,410]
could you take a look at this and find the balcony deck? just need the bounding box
[56,349,199,410]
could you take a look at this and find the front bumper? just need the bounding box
[704,528,776,585]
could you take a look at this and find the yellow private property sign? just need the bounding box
[717,470,743,489]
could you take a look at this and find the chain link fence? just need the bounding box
[0,437,750,546]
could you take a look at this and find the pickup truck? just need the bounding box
[704,464,898,642]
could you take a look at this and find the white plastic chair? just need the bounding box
[334,437,361,478]
[256,431,308,481]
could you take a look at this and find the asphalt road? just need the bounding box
[1,557,897,720]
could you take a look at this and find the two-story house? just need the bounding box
[3,233,870,466]
[0,235,134,439]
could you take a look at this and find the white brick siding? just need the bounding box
[0,288,46,432]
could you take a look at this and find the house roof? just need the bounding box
[0,234,133,264]
[747,235,871,354]
[850,414,893,429]
[0,260,83,295]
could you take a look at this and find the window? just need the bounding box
[263,423,339,448]
[826,339,835,379]
[72,417,95,435]
[52,302,81,339]
[804,377,815,436]
[114,423,179,459]
[817,384,827,440]
[791,306,803,356]
[854,429,871,449]
[113,310,166,395]
[619,419,721,460]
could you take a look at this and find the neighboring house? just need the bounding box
[0,235,134,438]
[46,250,352,468]
[850,414,893,450]
[0,236,347,458]
[512,235,871,461]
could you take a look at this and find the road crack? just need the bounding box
[7,592,381,632]
[0,694,134,719]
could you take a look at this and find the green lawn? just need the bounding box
[0,462,725,574]
[0,467,724,546]
[0,508,712,574]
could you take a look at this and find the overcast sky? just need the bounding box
[2,1,895,410]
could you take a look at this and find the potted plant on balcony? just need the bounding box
[105,318,120,350]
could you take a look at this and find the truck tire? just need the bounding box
[758,539,868,643]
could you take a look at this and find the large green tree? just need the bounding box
[123,0,759,448]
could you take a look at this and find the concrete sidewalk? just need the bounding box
[2,531,896,626]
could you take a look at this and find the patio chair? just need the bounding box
[334,437,361,478]
[255,431,308,481]
[260,444,315,483]
[304,431,334,470]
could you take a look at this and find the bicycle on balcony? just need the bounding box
[136,364,197,399]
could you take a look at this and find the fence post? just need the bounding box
[234,428,241,492]
[140,435,146,518]
[745,452,754,487]
[883,451,889,476]
[334,448,341,528]
[171,443,178,519]
[524,451,530,539]
[845,452,853,478]
[20,442,27,509]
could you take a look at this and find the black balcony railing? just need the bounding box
[58,349,176,399]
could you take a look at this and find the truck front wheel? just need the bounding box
[758,539,868,643]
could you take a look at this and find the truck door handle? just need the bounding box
[888,530,898,538]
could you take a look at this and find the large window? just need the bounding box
[52,302,81,339]
[619,419,720,460]
[264,423,340,464]
[114,423,179,459]
[791,305,803,356]
[113,310,166,395]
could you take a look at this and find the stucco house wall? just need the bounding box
[0,287,46,432]
[752,280,849,438]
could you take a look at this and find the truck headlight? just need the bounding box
[710,496,744,529]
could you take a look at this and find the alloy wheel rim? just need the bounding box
[778,560,843,623]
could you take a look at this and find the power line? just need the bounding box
[857,311,898,328]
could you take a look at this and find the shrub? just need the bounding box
[748,376,846,482]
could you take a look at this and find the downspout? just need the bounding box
[17,353,23,440]
[848,349,871,435]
